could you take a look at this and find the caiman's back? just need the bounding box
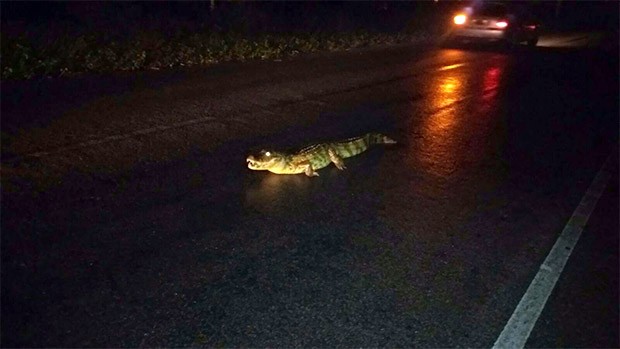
[331,133,395,159]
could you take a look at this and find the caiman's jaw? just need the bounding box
[246,150,282,171]
[246,155,266,170]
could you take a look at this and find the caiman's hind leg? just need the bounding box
[300,161,319,177]
[328,148,346,170]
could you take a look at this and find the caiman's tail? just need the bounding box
[367,132,397,145]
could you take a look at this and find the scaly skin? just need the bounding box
[246,133,396,176]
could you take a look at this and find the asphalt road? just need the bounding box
[2,37,618,347]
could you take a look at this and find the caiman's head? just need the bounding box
[246,150,287,172]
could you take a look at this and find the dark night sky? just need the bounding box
[1,1,617,36]
[1,1,437,37]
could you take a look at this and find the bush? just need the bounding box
[1,29,428,80]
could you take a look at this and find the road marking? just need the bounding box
[24,116,224,158]
[437,63,466,71]
[493,152,613,349]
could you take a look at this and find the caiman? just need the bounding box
[246,132,396,176]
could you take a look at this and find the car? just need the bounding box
[446,1,540,48]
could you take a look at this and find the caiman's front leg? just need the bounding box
[300,161,319,177]
[328,147,346,170]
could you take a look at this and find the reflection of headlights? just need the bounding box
[496,21,508,28]
[453,14,467,25]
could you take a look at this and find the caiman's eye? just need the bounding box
[259,149,273,158]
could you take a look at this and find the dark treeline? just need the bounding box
[1,2,451,41]
[2,1,616,44]
[1,1,459,80]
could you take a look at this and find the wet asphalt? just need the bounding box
[1,40,618,347]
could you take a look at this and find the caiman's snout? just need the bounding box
[247,155,265,170]
[246,156,256,169]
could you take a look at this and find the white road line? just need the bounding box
[493,152,614,349]
[26,116,222,158]
[437,63,467,71]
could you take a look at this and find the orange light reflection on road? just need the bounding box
[414,58,466,179]
[426,76,463,139]
[407,51,507,180]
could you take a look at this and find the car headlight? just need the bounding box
[453,14,467,25]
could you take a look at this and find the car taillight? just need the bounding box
[525,24,537,30]
[496,21,508,28]
[454,14,467,25]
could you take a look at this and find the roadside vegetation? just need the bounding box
[1,31,428,80]
[1,2,450,80]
